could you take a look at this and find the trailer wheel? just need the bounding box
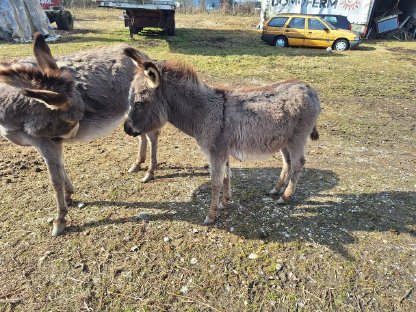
[166,12,175,36]
[56,10,74,30]
[129,25,142,38]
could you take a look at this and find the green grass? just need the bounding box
[1,9,416,311]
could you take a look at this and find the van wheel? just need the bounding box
[333,39,349,51]
[274,36,288,48]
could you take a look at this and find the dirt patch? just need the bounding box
[386,47,416,65]
[386,47,416,54]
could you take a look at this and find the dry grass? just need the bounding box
[1,9,416,311]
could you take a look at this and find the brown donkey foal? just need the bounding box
[123,48,321,225]
[0,34,159,236]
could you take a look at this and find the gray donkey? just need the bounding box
[0,34,159,236]
[123,48,321,225]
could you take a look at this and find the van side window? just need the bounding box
[288,18,305,29]
[308,19,326,30]
[268,17,289,27]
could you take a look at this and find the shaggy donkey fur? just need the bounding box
[123,48,321,224]
[0,34,159,236]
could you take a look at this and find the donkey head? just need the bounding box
[123,48,168,137]
[0,33,75,111]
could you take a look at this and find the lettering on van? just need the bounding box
[271,0,338,9]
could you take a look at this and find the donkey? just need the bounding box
[126,129,160,182]
[123,48,321,225]
[0,33,159,236]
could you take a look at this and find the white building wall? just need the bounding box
[260,0,375,25]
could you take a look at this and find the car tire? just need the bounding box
[56,10,73,31]
[274,36,288,48]
[333,39,349,51]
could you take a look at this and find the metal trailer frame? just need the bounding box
[97,1,176,37]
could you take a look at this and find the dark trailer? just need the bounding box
[97,0,176,37]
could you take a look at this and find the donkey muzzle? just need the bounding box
[124,120,140,137]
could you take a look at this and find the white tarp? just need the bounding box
[261,0,375,25]
[0,0,57,42]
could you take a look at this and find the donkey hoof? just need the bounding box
[65,195,73,206]
[268,188,279,195]
[141,173,154,183]
[128,164,141,173]
[203,216,215,225]
[52,219,66,236]
[276,197,288,205]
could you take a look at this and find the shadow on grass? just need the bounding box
[49,26,347,57]
[0,29,125,46]
[165,28,347,57]
[55,28,101,35]
[58,35,126,44]
[67,167,415,260]
[151,165,210,180]
[355,44,376,51]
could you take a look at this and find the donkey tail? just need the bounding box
[310,125,319,141]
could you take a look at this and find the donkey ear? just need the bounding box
[33,32,59,75]
[123,48,159,88]
[143,62,160,89]
[23,88,69,111]
[123,48,150,67]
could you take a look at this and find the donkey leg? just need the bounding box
[141,129,160,183]
[278,143,306,205]
[204,157,227,225]
[35,140,68,236]
[220,160,231,208]
[269,148,291,195]
[63,168,74,205]
[128,133,147,173]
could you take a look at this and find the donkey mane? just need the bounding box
[214,79,303,94]
[0,64,73,90]
[163,60,199,83]
[161,57,306,94]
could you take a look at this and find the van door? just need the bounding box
[305,18,331,48]
[285,17,306,46]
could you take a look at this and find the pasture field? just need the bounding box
[1,9,415,311]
